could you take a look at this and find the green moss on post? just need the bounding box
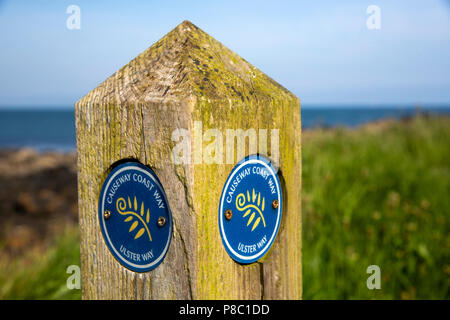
[75,20,301,299]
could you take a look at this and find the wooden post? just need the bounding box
[75,20,301,299]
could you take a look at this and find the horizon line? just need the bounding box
[0,103,450,111]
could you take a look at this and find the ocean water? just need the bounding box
[0,106,448,151]
[0,110,76,151]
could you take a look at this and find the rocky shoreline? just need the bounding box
[0,148,78,257]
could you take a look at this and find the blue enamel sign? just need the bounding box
[219,155,282,264]
[98,161,172,272]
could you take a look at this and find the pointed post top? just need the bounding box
[77,20,297,105]
[178,20,196,29]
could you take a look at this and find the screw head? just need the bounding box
[104,210,111,220]
[157,216,166,227]
[272,199,279,209]
[225,209,233,220]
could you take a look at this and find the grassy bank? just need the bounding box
[303,115,449,299]
[0,115,448,299]
[0,227,81,299]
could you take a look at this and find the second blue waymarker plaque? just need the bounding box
[218,155,282,264]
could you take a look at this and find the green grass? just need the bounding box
[0,226,81,300]
[0,115,448,299]
[302,116,450,299]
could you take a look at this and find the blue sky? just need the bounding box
[0,0,449,108]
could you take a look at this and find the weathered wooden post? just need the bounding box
[75,20,301,299]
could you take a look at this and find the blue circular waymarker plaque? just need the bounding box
[219,155,282,264]
[98,162,172,272]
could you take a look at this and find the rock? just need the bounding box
[0,148,78,257]
[10,147,38,163]
[15,192,39,215]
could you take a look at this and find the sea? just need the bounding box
[0,106,448,152]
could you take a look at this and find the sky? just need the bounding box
[0,0,449,108]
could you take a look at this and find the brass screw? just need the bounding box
[225,209,232,220]
[272,199,279,209]
[104,210,111,220]
[157,216,166,227]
